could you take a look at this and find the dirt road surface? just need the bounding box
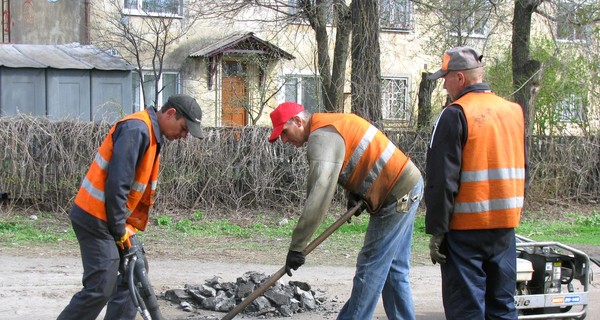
[1,247,599,320]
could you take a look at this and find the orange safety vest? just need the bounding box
[74,109,160,231]
[451,92,525,230]
[310,113,410,212]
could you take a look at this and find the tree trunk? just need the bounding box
[417,72,437,129]
[512,0,543,138]
[328,2,352,112]
[303,0,351,113]
[512,0,544,192]
[351,0,381,125]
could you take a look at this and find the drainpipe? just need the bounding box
[2,0,10,43]
[83,0,90,44]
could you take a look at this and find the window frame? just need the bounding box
[123,0,183,17]
[280,73,323,113]
[287,0,334,25]
[380,0,414,32]
[132,71,180,111]
[448,0,491,38]
[555,0,591,42]
[381,76,410,121]
[557,94,586,123]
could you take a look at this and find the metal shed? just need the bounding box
[0,43,134,122]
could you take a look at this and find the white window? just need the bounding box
[448,0,490,38]
[132,72,180,110]
[556,1,590,42]
[288,0,334,24]
[283,75,323,113]
[124,0,182,16]
[381,77,409,120]
[558,94,586,122]
[380,0,414,31]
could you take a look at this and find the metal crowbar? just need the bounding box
[221,200,365,320]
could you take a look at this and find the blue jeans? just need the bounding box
[338,178,423,320]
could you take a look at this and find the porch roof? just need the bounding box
[189,32,295,60]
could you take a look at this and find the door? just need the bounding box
[221,61,247,127]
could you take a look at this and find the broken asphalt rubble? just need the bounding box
[163,271,334,317]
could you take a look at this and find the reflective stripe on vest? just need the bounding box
[74,109,160,231]
[310,113,410,212]
[451,92,525,230]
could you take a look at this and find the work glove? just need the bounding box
[429,234,447,265]
[285,250,305,276]
[115,224,138,251]
[346,192,366,224]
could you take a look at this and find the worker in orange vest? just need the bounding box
[58,94,203,320]
[268,102,423,320]
[425,46,526,320]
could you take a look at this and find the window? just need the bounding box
[283,75,323,113]
[381,77,409,120]
[556,1,590,42]
[380,0,414,31]
[132,72,180,110]
[124,0,181,16]
[448,0,490,38]
[288,0,334,24]
[558,94,586,122]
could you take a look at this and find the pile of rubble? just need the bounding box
[164,271,332,317]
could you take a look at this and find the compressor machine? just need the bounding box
[515,234,597,319]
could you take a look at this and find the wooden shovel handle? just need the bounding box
[221,201,365,320]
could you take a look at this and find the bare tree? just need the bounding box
[351,0,382,123]
[91,1,203,107]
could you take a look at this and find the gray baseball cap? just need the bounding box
[165,94,203,138]
[428,46,484,80]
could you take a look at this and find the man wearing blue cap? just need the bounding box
[425,46,527,320]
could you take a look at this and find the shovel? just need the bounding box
[221,200,365,320]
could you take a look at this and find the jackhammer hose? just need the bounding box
[128,255,148,318]
[134,254,163,320]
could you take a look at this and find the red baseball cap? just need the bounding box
[268,102,305,143]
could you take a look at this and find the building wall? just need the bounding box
[8,0,87,45]
[78,0,597,132]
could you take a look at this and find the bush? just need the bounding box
[0,115,598,215]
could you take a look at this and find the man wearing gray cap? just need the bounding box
[58,94,203,320]
[424,46,526,320]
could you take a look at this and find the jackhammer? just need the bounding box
[119,225,164,320]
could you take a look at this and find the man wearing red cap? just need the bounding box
[268,102,423,320]
[425,46,526,319]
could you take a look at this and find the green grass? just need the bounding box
[0,213,75,243]
[516,211,600,245]
[1,210,598,251]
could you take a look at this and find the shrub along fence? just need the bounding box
[0,115,598,215]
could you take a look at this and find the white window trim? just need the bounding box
[381,76,410,121]
[448,0,491,39]
[279,71,323,112]
[558,94,585,123]
[380,0,414,32]
[123,0,183,18]
[133,71,180,111]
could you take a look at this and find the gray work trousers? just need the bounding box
[57,206,137,320]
